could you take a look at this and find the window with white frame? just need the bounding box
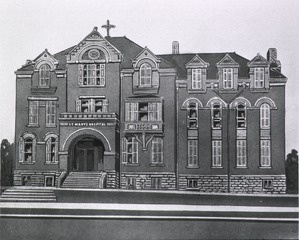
[151,137,163,164]
[260,103,270,129]
[76,98,108,113]
[187,102,198,128]
[236,104,246,128]
[46,136,58,163]
[254,68,265,88]
[39,64,51,87]
[126,177,136,189]
[260,140,271,167]
[187,179,198,189]
[151,177,161,189]
[212,140,222,167]
[140,63,152,86]
[122,137,138,164]
[191,69,202,89]
[19,135,36,163]
[236,140,247,167]
[125,102,162,122]
[29,101,39,126]
[212,103,222,128]
[188,140,198,167]
[46,101,56,127]
[78,64,105,86]
[223,68,233,89]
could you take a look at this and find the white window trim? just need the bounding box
[260,140,271,167]
[260,103,271,129]
[45,136,59,164]
[212,103,222,129]
[29,101,39,126]
[223,68,233,89]
[125,102,162,122]
[46,101,56,127]
[236,140,247,167]
[151,137,163,164]
[39,64,51,88]
[191,68,202,89]
[122,137,138,164]
[139,63,152,87]
[76,98,108,113]
[19,134,36,164]
[254,68,265,88]
[212,140,222,167]
[236,104,246,128]
[187,102,198,129]
[78,64,105,86]
[188,140,198,167]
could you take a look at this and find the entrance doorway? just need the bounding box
[72,137,104,171]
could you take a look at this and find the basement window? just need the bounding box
[263,180,273,189]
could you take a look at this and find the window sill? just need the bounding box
[20,162,35,165]
[46,125,57,128]
[27,124,40,128]
[122,163,140,167]
[45,162,59,165]
[211,166,224,169]
[258,166,272,169]
[186,166,199,169]
[150,163,165,167]
[78,85,106,88]
[235,166,248,169]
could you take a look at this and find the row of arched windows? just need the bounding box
[19,133,58,164]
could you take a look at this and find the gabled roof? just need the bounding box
[159,52,249,79]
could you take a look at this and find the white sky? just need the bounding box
[0,0,298,154]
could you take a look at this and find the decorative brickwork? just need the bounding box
[106,170,119,189]
[121,172,176,190]
[230,175,286,194]
[179,175,228,192]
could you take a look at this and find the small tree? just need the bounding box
[285,149,298,194]
[1,139,15,186]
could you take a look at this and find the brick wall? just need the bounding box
[106,170,119,189]
[14,170,60,187]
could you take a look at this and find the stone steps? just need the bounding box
[62,172,106,189]
[0,187,57,202]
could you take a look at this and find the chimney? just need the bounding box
[267,48,277,64]
[172,41,179,54]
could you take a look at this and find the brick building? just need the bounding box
[14,25,287,193]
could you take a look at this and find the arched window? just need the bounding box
[187,102,198,128]
[236,103,246,128]
[140,63,152,86]
[260,103,270,129]
[39,64,51,87]
[212,103,222,128]
[46,136,58,163]
[19,134,36,163]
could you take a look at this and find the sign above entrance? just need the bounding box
[60,122,114,127]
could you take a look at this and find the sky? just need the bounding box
[0,0,298,154]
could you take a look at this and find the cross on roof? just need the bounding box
[101,20,115,37]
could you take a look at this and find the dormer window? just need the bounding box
[191,69,202,89]
[254,68,265,88]
[140,63,152,86]
[223,68,233,89]
[39,64,51,87]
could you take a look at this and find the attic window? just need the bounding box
[39,64,51,88]
[223,68,233,89]
[139,63,152,87]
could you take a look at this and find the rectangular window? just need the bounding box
[236,104,246,128]
[76,98,108,113]
[254,68,265,88]
[151,177,161,189]
[223,68,233,89]
[45,176,55,187]
[212,140,222,167]
[188,140,198,167]
[236,140,247,167]
[29,101,39,125]
[263,180,273,189]
[212,104,222,128]
[122,137,138,164]
[79,64,105,86]
[187,179,198,189]
[151,137,163,164]
[125,102,162,122]
[46,137,58,163]
[127,177,136,189]
[261,140,271,167]
[46,101,56,127]
[260,104,270,129]
[188,103,198,128]
[191,69,202,89]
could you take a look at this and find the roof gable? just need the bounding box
[185,54,209,68]
[34,49,58,70]
[132,47,161,69]
[216,53,240,68]
[247,53,269,67]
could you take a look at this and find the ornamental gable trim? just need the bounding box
[185,55,209,69]
[216,53,240,68]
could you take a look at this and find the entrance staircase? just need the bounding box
[0,187,57,202]
[62,172,107,189]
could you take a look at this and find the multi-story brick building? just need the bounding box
[14,25,287,193]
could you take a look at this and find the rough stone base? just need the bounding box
[106,170,119,189]
[230,175,286,194]
[179,175,228,192]
[121,172,176,190]
[14,170,61,187]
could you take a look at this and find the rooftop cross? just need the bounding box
[101,20,115,37]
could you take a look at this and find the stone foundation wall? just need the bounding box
[121,172,176,190]
[106,170,119,189]
[14,170,61,187]
[230,175,286,194]
[178,175,228,192]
